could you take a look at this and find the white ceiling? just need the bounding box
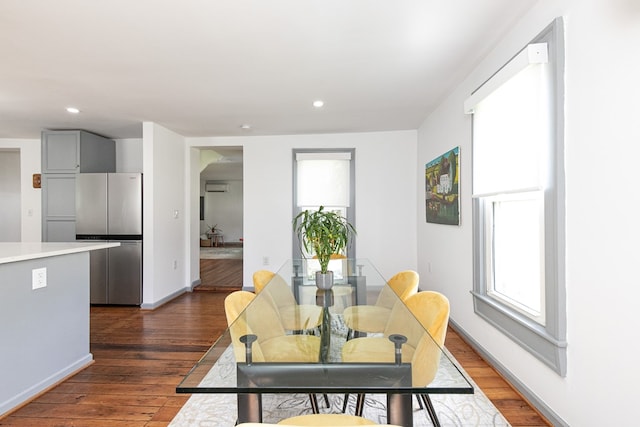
[0,0,538,140]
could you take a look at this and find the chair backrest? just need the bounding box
[252,270,275,294]
[405,290,450,347]
[375,270,419,308]
[225,291,264,362]
[312,253,347,260]
[224,290,256,326]
[225,290,290,362]
[253,270,298,309]
[404,291,450,386]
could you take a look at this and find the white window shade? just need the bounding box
[296,152,351,207]
[464,43,548,114]
[470,48,550,197]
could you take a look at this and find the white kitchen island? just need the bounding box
[0,242,119,417]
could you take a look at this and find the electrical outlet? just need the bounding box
[262,256,270,266]
[32,267,47,290]
[173,260,178,270]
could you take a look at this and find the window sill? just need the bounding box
[471,291,567,376]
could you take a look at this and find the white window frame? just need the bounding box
[484,191,546,325]
[468,18,567,376]
[292,149,356,261]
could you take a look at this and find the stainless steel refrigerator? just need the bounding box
[76,173,142,305]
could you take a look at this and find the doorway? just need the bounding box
[196,147,243,291]
[0,150,21,241]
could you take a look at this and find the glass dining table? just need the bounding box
[176,259,473,426]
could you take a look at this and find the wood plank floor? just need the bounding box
[196,259,243,291]
[0,291,549,426]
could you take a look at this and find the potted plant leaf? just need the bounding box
[206,224,222,236]
[293,206,356,289]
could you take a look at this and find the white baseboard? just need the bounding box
[449,318,568,427]
[0,354,93,418]
[141,288,187,310]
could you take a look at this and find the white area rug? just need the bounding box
[200,247,243,260]
[169,347,510,426]
[171,390,510,426]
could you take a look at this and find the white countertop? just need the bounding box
[0,242,120,265]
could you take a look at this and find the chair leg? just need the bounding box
[309,394,319,414]
[342,393,350,413]
[420,394,440,427]
[309,394,329,413]
[415,394,424,409]
[355,393,365,417]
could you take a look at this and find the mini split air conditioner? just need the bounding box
[205,182,229,192]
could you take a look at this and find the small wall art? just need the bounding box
[425,146,460,225]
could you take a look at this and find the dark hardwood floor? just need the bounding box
[1,292,228,427]
[196,258,243,291]
[0,291,549,426]
[444,327,550,426]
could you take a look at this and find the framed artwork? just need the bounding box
[426,146,460,225]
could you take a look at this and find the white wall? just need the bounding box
[188,130,418,289]
[0,139,41,242]
[201,179,243,243]
[142,123,187,308]
[115,138,143,173]
[417,0,640,425]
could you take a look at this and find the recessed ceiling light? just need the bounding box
[313,100,324,108]
[66,107,80,114]
[240,124,251,130]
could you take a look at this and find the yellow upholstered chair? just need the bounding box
[236,413,401,425]
[342,270,419,339]
[225,291,326,413]
[341,291,450,424]
[252,271,330,411]
[253,270,323,332]
[279,414,384,425]
[225,290,320,363]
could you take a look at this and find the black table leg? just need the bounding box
[237,393,262,423]
[387,393,412,427]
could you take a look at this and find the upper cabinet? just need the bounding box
[42,130,116,174]
[41,130,116,241]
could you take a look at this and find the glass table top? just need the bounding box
[177,259,473,395]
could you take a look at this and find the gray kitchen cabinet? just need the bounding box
[41,174,76,242]
[41,130,115,241]
[42,130,115,173]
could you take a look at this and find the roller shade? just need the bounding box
[296,152,351,207]
[467,43,550,197]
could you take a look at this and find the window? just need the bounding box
[292,149,356,265]
[485,191,545,324]
[467,18,566,375]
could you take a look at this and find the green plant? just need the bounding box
[293,206,356,273]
